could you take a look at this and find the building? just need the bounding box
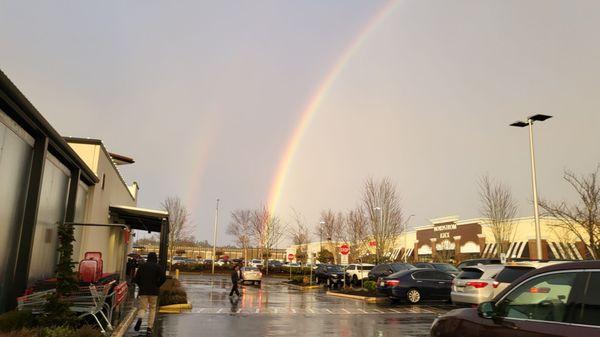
[286,215,595,264]
[0,70,168,313]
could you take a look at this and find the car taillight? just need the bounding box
[492,281,499,288]
[385,280,400,287]
[465,281,488,289]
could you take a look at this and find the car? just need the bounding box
[368,263,415,280]
[413,262,460,276]
[202,259,213,265]
[184,258,198,264]
[377,269,454,304]
[240,266,262,285]
[345,263,375,285]
[314,264,346,288]
[431,260,600,337]
[170,256,186,265]
[451,264,504,306]
[491,260,567,297]
[248,259,263,268]
[456,258,502,270]
[268,260,283,267]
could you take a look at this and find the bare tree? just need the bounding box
[227,209,253,260]
[289,209,310,263]
[319,210,345,263]
[343,207,369,263]
[161,197,193,268]
[539,167,600,259]
[363,177,405,263]
[478,175,518,256]
[251,205,286,272]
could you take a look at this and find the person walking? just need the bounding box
[229,265,242,297]
[133,252,166,336]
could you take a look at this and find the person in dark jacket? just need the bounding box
[133,252,166,335]
[229,265,241,297]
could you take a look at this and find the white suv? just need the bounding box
[345,264,375,285]
[492,260,568,297]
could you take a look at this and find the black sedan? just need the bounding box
[314,264,345,288]
[377,269,454,304]
[368,263,415,281]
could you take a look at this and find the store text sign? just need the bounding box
[434,223,456,239]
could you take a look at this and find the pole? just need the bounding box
[211,198,220,274]
[528,120,543,259]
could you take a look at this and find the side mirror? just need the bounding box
[477,301,497,319]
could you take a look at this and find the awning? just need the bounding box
[109,205,168,232]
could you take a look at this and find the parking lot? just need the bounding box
[126,274,454,337]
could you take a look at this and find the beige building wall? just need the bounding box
[69,141,136,276]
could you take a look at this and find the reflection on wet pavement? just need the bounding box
[126,274,452,337]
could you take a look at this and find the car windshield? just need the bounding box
[391,264,415,272]
[327,266,343,272]
[495,267,535,283]
[456,268,484,280]
[434,264,459,272]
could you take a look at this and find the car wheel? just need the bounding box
[406,288,421,304]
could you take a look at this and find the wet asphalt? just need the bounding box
[126,274,455,337]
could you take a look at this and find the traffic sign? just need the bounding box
[340,244,350,255]
[287,253,295,261]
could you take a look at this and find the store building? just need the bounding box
[0,70,168,313]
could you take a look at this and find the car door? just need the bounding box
[564,271,600,334]
[431,271,453,299]
[478,271,585,337]
[412,271,437,299]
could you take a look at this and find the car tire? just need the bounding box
[406,288,421,304]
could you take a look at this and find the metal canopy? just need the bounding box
[109,205,168,232]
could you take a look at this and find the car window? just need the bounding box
[348,265,355,271]
[495,267,535,283]
[372,265,384,273]
[434,264,459,272]
[497,272,578,323]
[391,263,413,272]
[456,268,484,280]
[413,271,437,280]
[567,272,600,326]
[432,271,453,280]
[415,263,433,269]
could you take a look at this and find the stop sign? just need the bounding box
[287,253,294,261]
[340,244,350,255]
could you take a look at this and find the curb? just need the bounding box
[326,291,385,303]
[287,283,322,291]
[159,303,193,314]
[111,307,138,337]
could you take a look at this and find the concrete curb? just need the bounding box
[111,307,138,337]
[159,303,193,314]
[326,291,386,303]
[287,283,321,291]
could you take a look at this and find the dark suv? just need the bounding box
[314,264,345,288]
[431,260,600,337]
[368,263,415,280]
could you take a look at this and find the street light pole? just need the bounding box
[510,114,552,260]
[374,207,382,264]
[404,214,415,263]
[211,198,220,275]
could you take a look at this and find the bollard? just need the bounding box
[175,268,180,280]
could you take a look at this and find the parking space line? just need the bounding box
[372,309,383,313]
[255,308,260,313]
[342,308,350,314]
[217,308,223,313]
[325,309,333,313]
[291,309,296,314]
[236,308,242,313]
[358,309,367,314]
[273,308,278,314]
[198,308,205,312]
[389,309,401,313]
[308,308,315,314]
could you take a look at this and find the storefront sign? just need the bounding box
[434,223,457,232]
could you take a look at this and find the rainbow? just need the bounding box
[267,0,401,213]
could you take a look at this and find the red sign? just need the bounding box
[369,241,377,247]
[340,244,350,255]
[287,253,295,261]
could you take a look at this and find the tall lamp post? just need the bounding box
[510,114,552,260]
[211,198,220,275]
[319,220,325,260]
[404,214,415,263]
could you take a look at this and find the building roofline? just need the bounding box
[0,70,98,185]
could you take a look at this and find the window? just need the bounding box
[568,272,600,326]
[456,268,484,280]
[413,271,437,280]
[497,272,578,323]
[348,266,355,271]
[495,267,534,283]
[433,271,454,281]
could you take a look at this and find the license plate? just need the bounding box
[380,281,385,287]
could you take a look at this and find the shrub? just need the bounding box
[0,329,38,337]
[159,278,188,306]
[40,326,74,337]
[363,281,377,292]
[0,311,35,332]
[73,326,103,337]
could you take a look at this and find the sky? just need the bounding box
[1,0,600,246]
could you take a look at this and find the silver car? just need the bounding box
[241,266,262,285]
[451,264,504,305]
